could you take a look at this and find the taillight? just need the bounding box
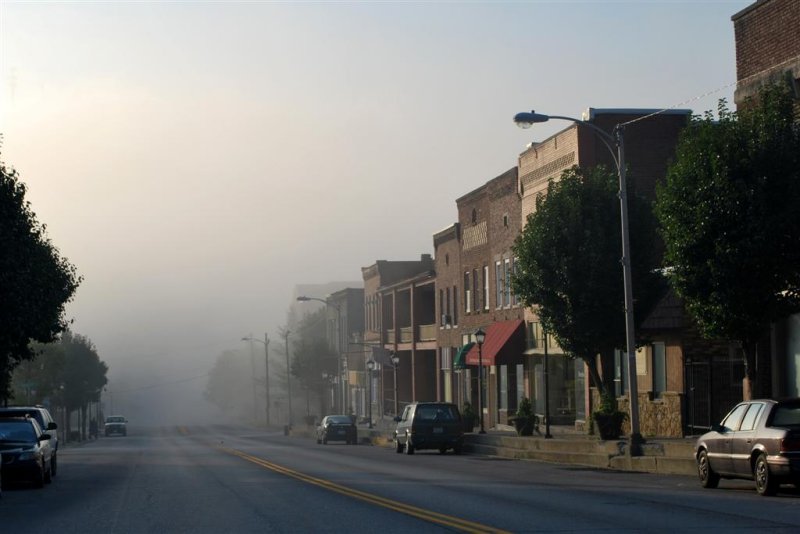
[780,437,800,452]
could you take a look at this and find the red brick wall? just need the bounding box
[734,0,800,81]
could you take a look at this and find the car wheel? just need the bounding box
[322,436,328,445]
[754,453,777,496]
[439,447,447,455]
[697,450,719,489]
[405,434,414,455]
[44,463,52,484]
[395,436,404,454]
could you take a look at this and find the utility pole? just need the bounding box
[248,333,257,422]
[264,333,271,427]
[282,328,293,429]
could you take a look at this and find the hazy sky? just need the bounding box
[1,0,750,418]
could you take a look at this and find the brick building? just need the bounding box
[435,168,525,430]
[362,255,436,417]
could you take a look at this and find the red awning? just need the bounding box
[465,320,524,366]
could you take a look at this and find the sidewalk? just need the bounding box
[345,421,697,477]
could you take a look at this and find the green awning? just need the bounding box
[453,342,475,370]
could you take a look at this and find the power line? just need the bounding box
[621,53,800,127]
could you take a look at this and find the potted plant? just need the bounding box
[592,393,627,440]
[509,397,539,436]
[461,401,476,432]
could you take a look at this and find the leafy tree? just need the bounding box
[204,349,252,418]
[60,331,108,438]
[655,84,800,397]
[1,155,81,402]
[11,341,66,405]
[291,309,338,416]
[511,166,662,396]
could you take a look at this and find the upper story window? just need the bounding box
[483,265,489,311]
[464,271,472,313]
[503,214,509,228]
[471,209,477,224]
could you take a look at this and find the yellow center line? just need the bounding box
[219,446,510,534]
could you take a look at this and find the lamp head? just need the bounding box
[474,327,486,345]
[513,110,550,129]
[367,359,376,371]
[391,353,400,365]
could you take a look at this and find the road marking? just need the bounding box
[220,446,510,534]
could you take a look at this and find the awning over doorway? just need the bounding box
[465,320,525,366]
[453,342,475,370]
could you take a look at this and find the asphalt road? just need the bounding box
[1,424,798,533]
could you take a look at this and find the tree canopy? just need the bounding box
[655,84,800,392]
[1,155,81,402]
[511,165,663,395]
[291,309,338,416]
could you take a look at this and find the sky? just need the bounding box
[1,0,752,422]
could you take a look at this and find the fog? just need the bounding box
[0,1,749,425]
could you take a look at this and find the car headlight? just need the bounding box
[18,451,39,461]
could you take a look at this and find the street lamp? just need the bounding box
[474,327,486,434]
[366,359,375,429]
[390,352,400,416]
[283,329,292,430]
[297,295,346,413]
[242,334,271,427]
[513,109,642,451]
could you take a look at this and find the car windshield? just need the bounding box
[0,421,36,442]
[416,406,458,422]
[107,416,125,423]
[327,416,351,425]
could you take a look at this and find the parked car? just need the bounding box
[695,398,800,496]
[394,402,464,455]
[316,415,357,445]
[0,406,59,477]
[0,417,53,488]
[105,415,128,437]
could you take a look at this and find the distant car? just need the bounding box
[105,415,128,437]
[316,415,357,445]
[695,398,800,495]
[0,417,53,488]
[393,402,464,455]
[0,406,59,477]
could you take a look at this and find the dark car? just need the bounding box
[394,402,464,455]
[695,398,800,495]
[105,415,128,436]
[0,417,53,488]
[0,406,59,477]
[316,415,357,445]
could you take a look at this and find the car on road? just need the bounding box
[105,415,128,437]
[695,398,800,495]
[0,417,53,488]
[394,402,464,455]
[0,405,60,477]
[316,415,357,445]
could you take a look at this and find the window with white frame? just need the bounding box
[483,265,489,311]
[464,271,472,313]
[473,268,480,312]
[495,261,503,308]
[503,258,511,307]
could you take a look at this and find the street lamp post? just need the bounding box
[391,352,400,416]
[474,328,486,434]
[513,110,642,452]
[282,329,293,430]
[366,359,375,429]
[242,334,271,427]
[297,295,345,413]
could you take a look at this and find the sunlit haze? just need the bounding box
[0,1,751,424]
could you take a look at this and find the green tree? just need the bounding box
[655,84,800,397]
[60,331,108,439]
[511,166,662,396]
[291,309,338,417]
[204,349,252,418]
[1,156,81,402]
[11,341,66,405]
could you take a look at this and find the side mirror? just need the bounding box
[393,416,402,423]
[47,422,58,430]
[711,423,723,432]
